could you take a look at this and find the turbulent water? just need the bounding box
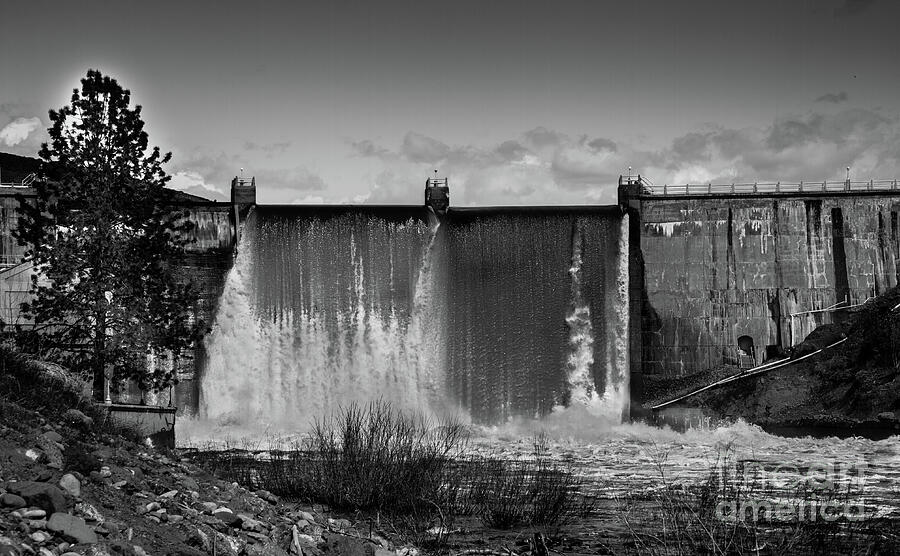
[198,205,628,428]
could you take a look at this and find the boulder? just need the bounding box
[6,481,67,514]
[41,431,63,444]
[239,514,265,533]
[255,489,279,504]
[213,507,242,528]
[47,512,98,544]
[0,493,26,509]
[58,474,81,498]
[322,532,377,556]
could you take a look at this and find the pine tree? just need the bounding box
[14,69,203,399]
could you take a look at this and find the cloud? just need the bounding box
[168,170,228,201]
[816,92,849,104]
[349,139,392,158]
[348,105,900,205]
[0,117,41,146]
[523,127,567,149]
[243,140,292,154]
[168,148,327,203]
[402,132,451,163]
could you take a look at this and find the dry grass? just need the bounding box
[618,444,899,555]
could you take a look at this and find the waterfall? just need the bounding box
[199,207,446,427]
[197,206,629,429]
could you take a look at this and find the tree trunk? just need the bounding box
[92,311,107,402]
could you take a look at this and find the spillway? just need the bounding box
[199,205,629,427]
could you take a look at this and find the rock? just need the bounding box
[76,502,104,523]
[0,493,26,508]
[181,477,200,491]
[98,467,112,479]
[145,502,161,512]
[168,515,184,524]
[6,482,68,514]
[25,449,42,461]
[239,514,265,532]
[213,507,242,528]
[296,511,316,523]
[0,545,16,556]
[63,409,94,429]
[23,519,47,530]
[30,531,51,543]
[22,509,47,519]
[245,541,291,556]
[41,431,63,444]
[58,474,81,498]
[322,532,376,556]
[255,489,279,504]
[159,490,178,499]
[328,518,352,531]
[47,512,98,544]
[877,411,897,421]
[374,550,395,556]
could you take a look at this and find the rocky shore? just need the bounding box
[0,393,417,556]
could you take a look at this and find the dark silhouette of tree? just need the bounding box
[14,69,203,399]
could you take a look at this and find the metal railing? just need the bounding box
[645,179,900,196]
[0,173,36,188]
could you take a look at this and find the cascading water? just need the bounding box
[445,209,629,423]
[200,207,447,426]
[198,206,629,429]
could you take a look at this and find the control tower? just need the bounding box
[424,171,449,214]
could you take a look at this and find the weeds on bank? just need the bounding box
[192,401,595,548]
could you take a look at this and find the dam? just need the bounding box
[2,166,900,425]
[199,201,630,426]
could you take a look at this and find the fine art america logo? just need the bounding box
[713,458,869,522]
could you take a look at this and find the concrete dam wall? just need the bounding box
[620,184,900,389]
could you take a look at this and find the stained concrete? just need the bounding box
[622,188,900,378]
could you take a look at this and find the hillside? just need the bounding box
[645,287,900,437]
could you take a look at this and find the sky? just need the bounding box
[2,0,900,205]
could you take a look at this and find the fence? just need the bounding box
[645,180,900,196]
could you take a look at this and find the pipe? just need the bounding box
[650,338,847,411]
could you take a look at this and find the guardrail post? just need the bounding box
[754,182,758,193]
[663,184,667,195]
[869,180,873,190]
[707,183,711,194]
[799,181,804,192]
[894,180,897,190]
[776,181,780,192]
[731,183,735,194]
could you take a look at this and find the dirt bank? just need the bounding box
[643,288,900,437]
